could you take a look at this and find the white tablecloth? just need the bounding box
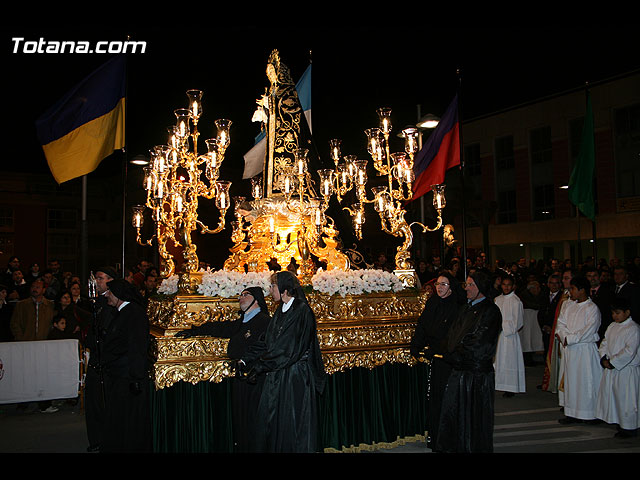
[0,339,80,404]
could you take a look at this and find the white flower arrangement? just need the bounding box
[197,270,272,298]
[157,268,404,297]
[157,274,179,295]
[311,268,404,297]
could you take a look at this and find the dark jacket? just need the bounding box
[437,297,502,453]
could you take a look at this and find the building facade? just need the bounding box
[460,71,640,266]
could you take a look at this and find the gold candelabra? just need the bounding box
[224,146,350,282]
[130,51,447,291]
[132,89,232,290]
[328,107,447,286]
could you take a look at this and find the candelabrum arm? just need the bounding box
[196,212,227,235]
[409,213,443,233]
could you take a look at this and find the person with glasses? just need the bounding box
[175,286,271,452]
[410,270,466,451]
[239,271,326,453]
[436,270,502,453]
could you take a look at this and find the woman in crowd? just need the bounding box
[410,270,466,451]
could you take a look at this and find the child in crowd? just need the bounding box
[494,275,526,397]
[596,298,640,437]
[48,315,72,340]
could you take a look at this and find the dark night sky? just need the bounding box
[3,24,639,190]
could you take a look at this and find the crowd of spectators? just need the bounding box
[0,256,160,345]
[415,252,640,324]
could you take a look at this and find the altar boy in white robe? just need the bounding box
[596,298,640,437]
[494,275,526,397]
[556,276,602,424]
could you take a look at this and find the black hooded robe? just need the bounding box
[242,297,326,453]
[185,307,271,452]
[410,279,465,450]
[436,297,502,453]
[100,285,151,453]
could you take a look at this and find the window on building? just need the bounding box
[465,143,481,176]
[533,184,555,220]
[531,126,552,164]
[614,103,640,198]
[530,126,555,220]
[0,207,13,228]
[47,209,78,274]
[464,143,482,211]
[495,135,514,169]
[497,189,517,224]
[47,208,77,230]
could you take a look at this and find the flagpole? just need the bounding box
[120,51,130,278]
[81,175,88,284]
[457,68,468,280]
[585,82,598,262]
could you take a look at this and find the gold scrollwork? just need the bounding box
[149,290,427,389]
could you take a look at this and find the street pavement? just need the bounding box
[1,358,638,454]
[378,357,640,454]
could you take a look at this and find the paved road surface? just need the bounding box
[1,361,638,454]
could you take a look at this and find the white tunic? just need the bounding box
[520,308,545,352]
[556,297,574,405]
[596,317,640,430]
[494,292,526,393]
[555,298,602,419]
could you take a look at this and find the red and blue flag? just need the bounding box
[412,95,460,201]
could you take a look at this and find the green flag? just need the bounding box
[568,91,596,221]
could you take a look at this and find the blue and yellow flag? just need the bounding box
[36,55,126,184]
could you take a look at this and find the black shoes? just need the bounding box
[558,416,603,425]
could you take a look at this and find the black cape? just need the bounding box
[242,298,326,453]
[410,290,465,449]
[100,300,151,453]
[436,297,502,453]
[187,308,271,452]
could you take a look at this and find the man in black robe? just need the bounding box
[175,286,271,452]
[410,270,466,450]
[84,266,118,453]
[239,271,326,453]
[436,270,502,453]
[101,278,151,453]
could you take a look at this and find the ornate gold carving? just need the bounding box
[149,290,428,389]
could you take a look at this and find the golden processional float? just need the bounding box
[132,50,448,391]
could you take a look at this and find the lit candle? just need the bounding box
[269,216,275,233]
